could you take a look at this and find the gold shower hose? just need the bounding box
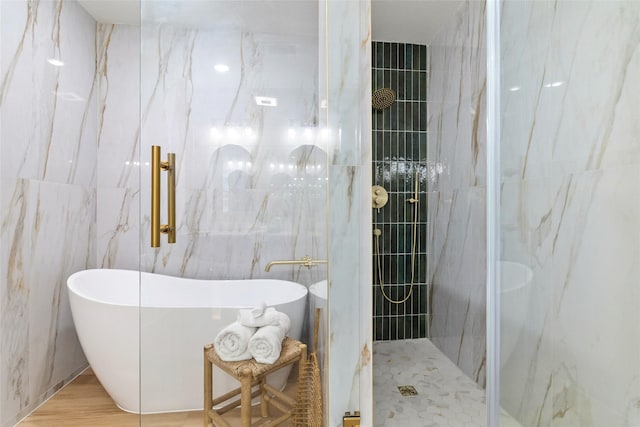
[375,170,419,304]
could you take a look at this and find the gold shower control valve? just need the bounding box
[371,185,388,209]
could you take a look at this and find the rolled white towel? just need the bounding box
[250,302,267,317]
[213,321,256,362]
[237,306,280,327]
[248,312,291,364]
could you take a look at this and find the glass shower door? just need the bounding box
[493,0,640,425]
[138,1,328,423]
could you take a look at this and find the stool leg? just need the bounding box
[260,377,269,418]
[204,345,213,427]
[240,368,253,427]
[299,344,308,378]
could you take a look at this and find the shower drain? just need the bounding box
[398,385,418,396]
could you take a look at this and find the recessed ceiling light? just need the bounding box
[509,86,521,92]
[48,58,64,67]
[255,96,277,107]
[214,64,229,72]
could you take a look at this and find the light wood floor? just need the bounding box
[19,368,295,427]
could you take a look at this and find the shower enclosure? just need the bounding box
[0,0,371,425]
[370,0,640,425]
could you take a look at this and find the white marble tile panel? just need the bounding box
[499,1,640,426]
[328,164,364,425]
[499,161,640,426]
[427,0,487,392]
[501,0,640,182]
[428,185,486,386]
[358,0,374,422]
[1,178,95,426]
[549,167,640,426]
[97,187,140,270]
[96,24,141,190]
[325,0,372,424]
[1,0,97,186]
[427,1,487,193]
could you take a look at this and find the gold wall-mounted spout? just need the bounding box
[265,256,328,272]
[151,145,176,247]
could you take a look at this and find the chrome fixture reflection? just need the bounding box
[151,145,176,248]
[265,256,328,272]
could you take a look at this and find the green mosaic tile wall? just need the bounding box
[372,41,429,341]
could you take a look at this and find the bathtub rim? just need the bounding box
[67,268,308,309]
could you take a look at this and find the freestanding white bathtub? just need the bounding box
[500,261,534,362]
[67,269,308,414]
[308,280,327,374]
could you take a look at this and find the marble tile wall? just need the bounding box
[97,22,327,285]
[498,1,640,425]
[324,0,373,425]
[427,0,487,387]
[96,23,140,271]
[0,1,97,425]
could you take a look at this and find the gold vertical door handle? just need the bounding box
[151,145,177,247]
[166,152,176,243]
[151,146,162,247]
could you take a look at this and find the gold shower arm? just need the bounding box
[265,256,328,272]
[151,145,176,247]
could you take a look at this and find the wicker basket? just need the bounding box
[291,308,322,427]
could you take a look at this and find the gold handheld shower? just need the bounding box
[374,170,420,304]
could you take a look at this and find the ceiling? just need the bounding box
[372,1,464,44]
[77,0,139,25]
[77,0,464,44]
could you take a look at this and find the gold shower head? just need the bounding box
[372,88,396,110]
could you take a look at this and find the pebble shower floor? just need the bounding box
[373,339,523,427]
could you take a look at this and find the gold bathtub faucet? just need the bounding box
[264,256,328,272]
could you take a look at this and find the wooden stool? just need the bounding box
[204,337,307,427]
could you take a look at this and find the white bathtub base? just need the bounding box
[67,269,307,414]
